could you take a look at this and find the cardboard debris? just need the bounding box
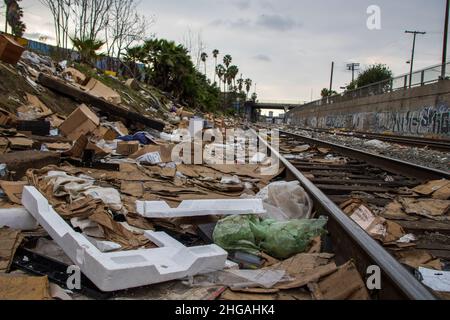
[0,107,16,126]
[0,35,25,65]
[413,180,450,196]
[0,274,51,300]
[395,250,442,270]
[400,198,450,220]
[82,77,122,104]
[131,145,174,164]
[7,137,34,150]
[383,200,419,221]
[117,141,140,156]
[62,67,86,84]
[309,261,370,300]
[93,126,118,141]
[45,142,72,151]
[0,228,23,272]
[59,104,100,141]
[0,180,28,204]
[125,78,140,91]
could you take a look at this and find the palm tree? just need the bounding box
[237,75,244,93]
[201,52,208,76]
[216,64,226,93]
[245,78,252,100]
[223,54,232,69]
[71,37,105,66]
[212,49,219,84]
[228,65,239,89]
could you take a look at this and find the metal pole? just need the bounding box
[406,31,426,88]
[442,0,450,79]
[409,33,417,88]
[329,61,335,93]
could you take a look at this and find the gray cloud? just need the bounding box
[209,18,252,29]
[233,0,251,10]
[256,14,302,31]
[253,54,272,62]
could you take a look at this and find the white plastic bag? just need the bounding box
[256,181,313,220]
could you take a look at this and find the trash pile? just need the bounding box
[0,37,372,300]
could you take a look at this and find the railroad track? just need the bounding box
[250,128,450,300]
[288,126,450,152]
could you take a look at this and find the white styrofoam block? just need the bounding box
[22,186,228,292]
[136,199,266,218]
[85,236,122,252]
[0,207,39,230]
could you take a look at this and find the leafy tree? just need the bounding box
[237,77,244,93]
[4,0,26,37]
[71,37,106,65]
[126,38,221,112]
[321,88,337,98]
[216,64,226,93]
[244,78,252,100]
[251,92,258,102]
[227,65,239,90]
[212,49,219,84]
[356,64,393,88]
[201,52,208,75]
[223,54,232,69]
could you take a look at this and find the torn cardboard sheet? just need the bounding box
[136,199,266,218]
[0,228,23,272]
[0,181,27,204]
[22,186,227,292]
[400,198,450,220]
[0,274,51,300]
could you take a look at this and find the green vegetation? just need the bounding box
[71,38,106,66]
[125,38,221,112]
[4,0,26,36]
[321,88,338,98]
[347,63,393,90]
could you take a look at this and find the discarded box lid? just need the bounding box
[0,35,25,65]
[59,104,100,141]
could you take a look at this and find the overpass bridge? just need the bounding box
[243,100,306,121]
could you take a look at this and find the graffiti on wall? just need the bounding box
[292,103,450,137]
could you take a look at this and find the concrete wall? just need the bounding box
[287,80,450,138]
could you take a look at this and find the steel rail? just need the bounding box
[288,127,450,152]
[250,128,437,300]
[280,130,449,181]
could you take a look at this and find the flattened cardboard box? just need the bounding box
[60,104,100,141]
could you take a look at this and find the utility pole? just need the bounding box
[442,0,449,79]
[347,62,360,83]
[405,30,426,88]
[329,61,335,93]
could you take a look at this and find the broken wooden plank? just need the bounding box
[37,74,165,132]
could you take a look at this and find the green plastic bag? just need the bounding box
[213,215,327,259]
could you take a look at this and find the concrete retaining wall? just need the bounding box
[287,80,450,138]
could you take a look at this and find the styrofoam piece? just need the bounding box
[136,199,266,218]
[22,186,228,292]
[0,207,39,230]
[85,236,122,253]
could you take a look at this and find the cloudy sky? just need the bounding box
[0,0,447,103]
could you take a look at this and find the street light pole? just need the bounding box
[329,61,335,93]
[442,0,450,79]
[405,30,426,88]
